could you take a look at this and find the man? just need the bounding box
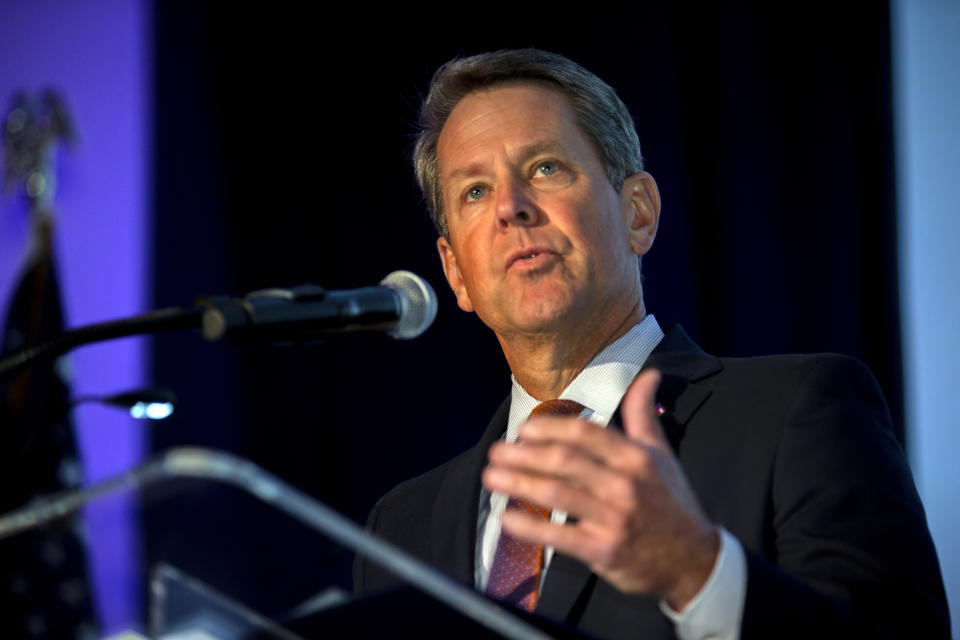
[354,49,949,639]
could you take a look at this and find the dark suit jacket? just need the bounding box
[355,326,950,638]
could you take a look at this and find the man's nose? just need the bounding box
[495,178,539,228]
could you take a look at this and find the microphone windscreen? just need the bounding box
[380,270,438,339]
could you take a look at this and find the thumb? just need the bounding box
[622,368,669,450]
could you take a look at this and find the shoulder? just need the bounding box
[716,351,879,385]
[712,352,892,426]
[368,446,478,532]
[697,351,894,450]
[369,394,510,526]
[676,351,901,536]
[356,444,485,593]
[652,326,884,402]
[701,352,889,422]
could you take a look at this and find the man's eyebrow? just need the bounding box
[445,140,567,183]
[515,140,566,161]
[446,164,484,183]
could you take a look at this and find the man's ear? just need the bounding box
[621,171,661,256]
[437,236,475,312]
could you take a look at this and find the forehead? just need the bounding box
[437,82,592,177]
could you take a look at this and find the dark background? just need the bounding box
[147,3,901,619]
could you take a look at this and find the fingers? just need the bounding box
[485,368,670,518]
[499,506,614,567]
[488,437,605,485]
[621,369,670,451]
[514,414,647,474]
[483,459,632,526]
[483,370,719,603]
[507,368,668,473]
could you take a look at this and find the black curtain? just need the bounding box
[148,2,901,619]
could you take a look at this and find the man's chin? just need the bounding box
[477,284,592,336]
[499,305,582,339]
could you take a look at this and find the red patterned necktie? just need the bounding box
[485,399,585,611]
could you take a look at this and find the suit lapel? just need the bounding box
[536,324,723,625]
[642,325,722,452]
[428,396,511,585]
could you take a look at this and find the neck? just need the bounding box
[499,299,646,401]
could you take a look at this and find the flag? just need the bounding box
[1,92,99,639]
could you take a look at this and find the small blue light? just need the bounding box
[129,401,174,420]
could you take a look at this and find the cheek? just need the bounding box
[453,224,496,276]
[573,201,618,245]
[451,244,489,297]
[580,214,633,275]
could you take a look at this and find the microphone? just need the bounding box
[199,270,438,342]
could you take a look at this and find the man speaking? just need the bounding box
[354,49,949,639]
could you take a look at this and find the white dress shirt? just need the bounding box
[475,315,746,640]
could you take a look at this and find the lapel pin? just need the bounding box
[654,403,666,417]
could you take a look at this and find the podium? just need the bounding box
[0,448,591,639]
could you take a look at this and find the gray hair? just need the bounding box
[413,48,644,238]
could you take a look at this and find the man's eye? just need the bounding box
[535,161,559,176]
[466,185,488,201]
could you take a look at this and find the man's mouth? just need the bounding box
[507,247,555,269]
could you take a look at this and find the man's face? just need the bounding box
[436,83,658,343]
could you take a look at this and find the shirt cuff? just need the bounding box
[658,527,747,640]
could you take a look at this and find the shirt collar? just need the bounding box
[507,315,664,440]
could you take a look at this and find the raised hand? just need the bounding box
[483,369,719,610]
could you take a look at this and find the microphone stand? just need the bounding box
[0,304,203,379]
[0,269,435,379]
